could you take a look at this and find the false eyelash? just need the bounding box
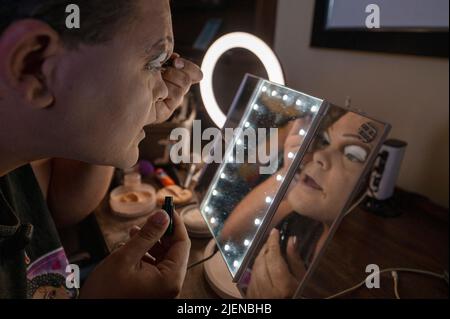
[145,63,167,73]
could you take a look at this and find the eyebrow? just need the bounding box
[343,133,362,140]
[342,133,372,152]
[145,36,174,55]
[324,129,372,153]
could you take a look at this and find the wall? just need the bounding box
[274,0,449,207]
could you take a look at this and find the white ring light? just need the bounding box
[200,32,285,128]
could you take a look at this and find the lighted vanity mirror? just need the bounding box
[199,75,329,279]
[232,104,391,299]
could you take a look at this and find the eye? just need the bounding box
[145,52,169,72]
[317,131,330,149]
[344,145,368,163]
[145,61,164,72]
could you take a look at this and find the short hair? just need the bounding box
[27,273,78,298]
[0,1,135,48]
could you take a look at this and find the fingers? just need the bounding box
[129,225,140,238]
[168,209,190,242]
[285,135,302,151]
[129,226,158,264]
[165,80,185,104]
[286,236,306,281]
[156,210,191,280]
[265,229,290,278]
[289,119,304,136]
[163,68,192,95]
[119,210,169,265]
[248,245,272,298]
[154,55,202,124]
[162,57,203,92]
[265,229,296,296]
[172,56,203,84]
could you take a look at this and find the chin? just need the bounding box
[287,190,322,221]
[97,145,139,169]
[117,147,140,169]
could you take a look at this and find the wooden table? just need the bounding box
[93,188,448,299]
[302,190,448,299]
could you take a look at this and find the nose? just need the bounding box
[154,73,169,102]
[313,148,331,170]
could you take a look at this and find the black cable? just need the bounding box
[187,244,219,270]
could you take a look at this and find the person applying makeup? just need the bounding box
[0,0,202,299]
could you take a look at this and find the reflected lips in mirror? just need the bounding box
[302,174,323,192]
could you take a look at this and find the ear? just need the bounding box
[0,19,62,109]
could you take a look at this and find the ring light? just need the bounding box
[200,32,285,128]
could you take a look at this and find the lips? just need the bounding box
[138,130,146,140]
[302,174,323,191]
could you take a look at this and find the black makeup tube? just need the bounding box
[163,196,174,237]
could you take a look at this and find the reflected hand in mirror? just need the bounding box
[246,229,305,299]
[218,116,313,244]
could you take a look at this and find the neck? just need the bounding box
[0,101,53,177]
[0,144,31,177]
[0,123,43,178]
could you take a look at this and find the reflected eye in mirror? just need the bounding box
[309,131,331,152]
[344,145,368,163]
[316,131,331,149]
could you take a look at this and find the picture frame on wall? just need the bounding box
[311,0,449,58]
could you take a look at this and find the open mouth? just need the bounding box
[302,174,323,191]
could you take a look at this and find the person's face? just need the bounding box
[49,0,173,168]
[287,112,379,224]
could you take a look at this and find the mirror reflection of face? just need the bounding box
[287,112,380,224]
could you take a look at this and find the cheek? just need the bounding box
[110,74,154,128]
[324,165,362,210]
[287,186,314,217]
